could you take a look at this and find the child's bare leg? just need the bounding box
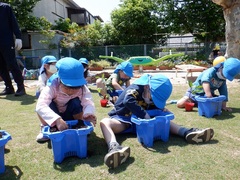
[100,118,129,144]
[177,96,190,108]
[96,78,107,97]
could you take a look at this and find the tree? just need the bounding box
[212,0,240,58]
[156,0,225,58]
[2,0,41,31]
[111,0,159,45]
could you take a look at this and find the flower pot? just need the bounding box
[100,99,108,107]
[89,67,103,71]
[185,102,195,111]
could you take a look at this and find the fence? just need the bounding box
[19,42,226,69]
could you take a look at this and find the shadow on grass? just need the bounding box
[133,134,219,154]
[213,108,240,120]
[43,132,108,172]
[89,88,99,94]
[0,165,23,180]
[0,93,36,105]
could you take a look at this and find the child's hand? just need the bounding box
[56,118,68,131]
[144,113,151,119]
[83,114,97,126]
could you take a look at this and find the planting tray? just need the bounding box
[0,130,12,174]
[195,95,226,118]
[43,120,93,163]
[131,109,174,147]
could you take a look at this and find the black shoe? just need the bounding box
[185,128,214,144]
[0,88,15,95]
[15,88,26,96]
[104,142,130,168]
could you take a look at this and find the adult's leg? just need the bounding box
[5,47,25,96]
[0,48,15,94]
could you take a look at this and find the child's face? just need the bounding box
[119,70,130,80]
[143,85,153,104]
[216,68,226,80]
[59,83,81,96]
[44,62,57,74]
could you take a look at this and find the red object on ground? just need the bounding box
[185,102,195,111]
[100,99,108,107]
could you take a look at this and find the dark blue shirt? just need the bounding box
[108,84,157,119]
[0,3,21,47]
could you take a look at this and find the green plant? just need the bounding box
[89,60,111,68]
[188,81,203,95]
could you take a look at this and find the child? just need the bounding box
[96,61,133,103]
[79,57,89,79]
[100,74,214,168]
[177,57,240,111]
[35,57,96,143]
[36,55,58,98]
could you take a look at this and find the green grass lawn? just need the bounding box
[0,82,240,180]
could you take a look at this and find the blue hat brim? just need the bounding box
[60,77,86,87]
[133,74,149,85]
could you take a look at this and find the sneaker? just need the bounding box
[0,88,15,95]
[185,128,214,144]
[15,88,26,96]
[104,143,130,168]
[36,132,49,143]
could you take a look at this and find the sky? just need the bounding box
[73,0,121,22]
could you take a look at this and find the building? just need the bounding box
[32,0,103,26]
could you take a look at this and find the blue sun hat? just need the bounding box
[114,61,133,77]
[39,55,57,74]
[133,74,173,109]
[56,57,86,87]
[79,58,89,65]
[41,55,57,65]
[222,57,240,81]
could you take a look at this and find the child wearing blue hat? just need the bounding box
[177,57,240,111]
[96,61,133,103]
[36,55,58,98]
[79,57,89,79]
[35,57,96,143]
[100,74,214,168]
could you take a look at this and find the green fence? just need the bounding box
[19,42,226,69]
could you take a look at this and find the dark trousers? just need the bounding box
[0,46,24,89]
[50,97,83,120]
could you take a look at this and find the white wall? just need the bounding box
[32,0,74,24]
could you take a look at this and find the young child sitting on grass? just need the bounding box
[177,57,240,111]
[35,57,96,143]
[100,73,214,169]
[36,55,58,98]
[96,61,133,104]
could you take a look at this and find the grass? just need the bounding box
[0,81,240,180]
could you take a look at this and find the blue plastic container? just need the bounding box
[42,120,93,163]
[131,109,174,147]
[195,95,226,118]
[0,130,12,174]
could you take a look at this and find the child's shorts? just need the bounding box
[107,90,119,97]
[50,97,83,120]
[110,115,135,133]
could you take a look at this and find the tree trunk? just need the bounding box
[212,0,240,58]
